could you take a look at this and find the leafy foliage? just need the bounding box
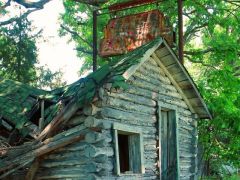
[35,65,67,90]
[183,1,240,174]
[0,14,66,89]
[0,17,38,84]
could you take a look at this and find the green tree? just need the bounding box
[35,65,67,90]
[0,7,66,90]
[0,17,39,84]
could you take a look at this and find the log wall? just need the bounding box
[35,114,115,179]
[99,57,198,179]
[35,56,198,180]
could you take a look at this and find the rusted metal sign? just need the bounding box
[99,10,174,57]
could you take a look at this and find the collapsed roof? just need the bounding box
[0,37,211,140]
[0,37,212,178]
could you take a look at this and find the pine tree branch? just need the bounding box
[184,54,218,70]
[28,29,43,39]
[184,23,208,43]
[0,0,11,10]
[13,0,52,9]
[0,9,38,26]
[184,48,215,55]
[224,0,240,8]
[60,24,93,48]
[184,48,240,56]
[75,47,92,55]
[73,0,108,6]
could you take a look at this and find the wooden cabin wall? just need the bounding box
[35,111,115,180]
[34,56,198,180]
[100,57,198,180]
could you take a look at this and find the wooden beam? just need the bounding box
[160,54,175,66]
[161,39,212,119]
[38,100,79,141]
[0,125,87,174]
[0,118,13,131]
[152,53,196,114]
[25,158,40,180]
[155,47,170,58]
[39,100,45,131]
[123,38,163,80]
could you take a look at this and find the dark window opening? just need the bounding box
[118,134,130,173]
[114,129,143,175]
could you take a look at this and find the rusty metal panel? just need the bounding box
[99,10,173,57]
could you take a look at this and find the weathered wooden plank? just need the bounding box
[158,102,192,117]
[122,40,162,80]
[161,110,168,179]
[167,63,182,74]
[0,125,87,173]
[83,103,100,116]
[25,158,40,180]
[38,100,79,140]
[155,47,170,58]
[84,145,114,158]
[159,97,188,109]
[37,167,98,179]
[172,71,188,82]
[101,107,157,124]
[133,70,177,93]
[85,131,106,144]
[40,158,90,168]
[194,106,209,116]
[126,82,182,101]
[131,73,178,93]
[178,80,192,89]
[113,129,120,175]
[0,119,13,131]
[129,134,142,173]
[105,96,156,115]
[84,117,112,130]
[179,146,197,154]
[179,124,195,132]
[152,52,195,114]
[144,144,157,152]
[144,57,167,77]
[189,98,205,107]
[160,55,176,67]
[0,158,34,179]
[140,62,170,84]
[105,91,156,107]
[102,117,155,127]
[68,115,87,126]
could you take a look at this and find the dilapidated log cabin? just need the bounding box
[0,37,211,180]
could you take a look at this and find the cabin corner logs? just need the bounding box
[99,10,175,57]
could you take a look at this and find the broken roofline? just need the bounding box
[36,37,212,141]
[0,37,211,139]
[0,37,212,178]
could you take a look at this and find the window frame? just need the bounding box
[157,102,180,180]
[113,123,145,175]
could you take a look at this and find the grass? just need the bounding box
[200,174,239,180]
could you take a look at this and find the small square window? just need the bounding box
[113,123,144,175]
